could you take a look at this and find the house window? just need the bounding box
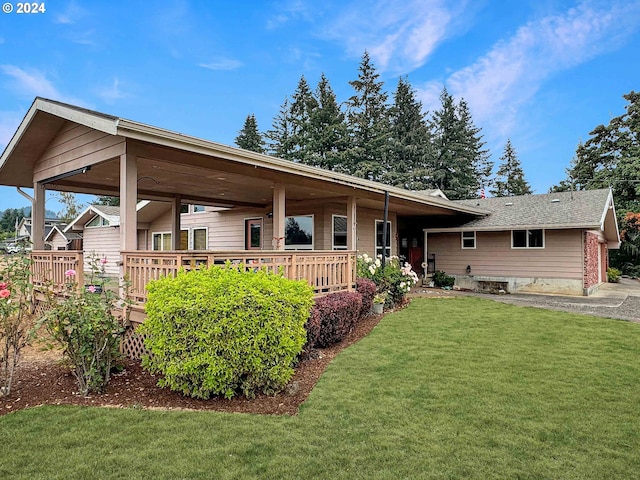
[285,215,313,250]
[152,230,189,250]
[512,229,544,248]
[192,228,207,250]
[333,215,348,250]
[85,215,109,227]
[375,220,392,258]
[462,231,476,249]
[193,205,206,213]
[180,204,189,214]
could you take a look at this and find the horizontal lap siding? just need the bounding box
[428,230,583,279]
[356,208,397,257]
[83,227,120,276]
[34,122,125,181]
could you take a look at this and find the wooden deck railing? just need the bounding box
[31,250,85,292]
[121,250,357,304]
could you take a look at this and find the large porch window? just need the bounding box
[375,220,392,258]
[285,215,314,250]
[512,229,544,249]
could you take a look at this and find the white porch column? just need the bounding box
[272,184,285,250]
[171,195,182,250]
[119,152,138,251]
[32,182,46,250]
[347,196,357,251]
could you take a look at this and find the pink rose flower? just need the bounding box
[65,269,76,277]
[0,282,7,290]
[87,285,96,293]
[0,289,10,299]
[100,257,108,265]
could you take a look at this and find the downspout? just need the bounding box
[382,191,389,268]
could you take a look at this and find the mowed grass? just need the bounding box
[1,297,639,479]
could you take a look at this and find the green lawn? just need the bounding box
[1,297,639,479]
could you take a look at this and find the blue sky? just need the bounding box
[1,0,639,215]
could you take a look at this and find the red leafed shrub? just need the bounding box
[312,292,362,348]
[356,278,376,319]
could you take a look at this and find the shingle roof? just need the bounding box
[440,189,613,231]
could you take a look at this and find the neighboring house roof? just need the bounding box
[44,225,82,243]
[413,189,448,200]
[65,205,122,231]
[0,97,487,218]
[65,201,170,232]
[425,189,620,247]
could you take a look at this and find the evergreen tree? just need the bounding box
[384,76,432,189]
[265,98,296,160]
[491,139,532,196]
[94,196,119,206]
[553,91,640,211]
[428,87,466,199]
[235,114,265,154]
[289,75,318,164]
[0,208,27,233]
[344,51,390,180]
[307,73,348,170]
[457,99,493,196]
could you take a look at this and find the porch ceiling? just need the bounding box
[1,98,488,218]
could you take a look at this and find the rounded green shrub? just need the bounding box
[139,265,314,399]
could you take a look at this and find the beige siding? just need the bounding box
[47,231,69,250]
[34,122,126,182]
[356,207,398,257]
[427,229,583,279]
[83,226,121,276]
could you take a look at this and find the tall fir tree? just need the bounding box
[491,139,532,197]
[307,73,348,170]
[235,114,265,154]
[384,76,432,189]
[344,51,390,180]
[289,75,318,165]
[428,87,465,199]
[457,99,492,196]
[265,98,296,160]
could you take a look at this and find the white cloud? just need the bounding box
[320,0,463,73]
[0,65,85,105]
[97,77,126,103]
[199,58,243,71]
[417,1,640,136]
[54,1,87,25]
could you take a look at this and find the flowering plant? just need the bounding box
[0,251,33,397]
[357,254,419,307]
[373,292,387,304]
[37,252,131,396]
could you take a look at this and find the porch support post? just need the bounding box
[32,181,46,250]
[347,196,357,251]
[119,152,138,252]
[171,195,182,250]
[272,184,285,250]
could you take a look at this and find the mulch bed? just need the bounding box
[1,312,385,417]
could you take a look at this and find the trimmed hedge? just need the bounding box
[311,291,362,348]
[356,278,376,318]
[139,265,314,399]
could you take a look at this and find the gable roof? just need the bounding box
[425,189,620,246]
[65,204,122,231]
[0,97,487,218]
[44,225,82,243]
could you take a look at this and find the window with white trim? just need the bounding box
[512,229,544,248]
[85,215,109,227]
[332,215,348,250]
[285,215,314,250]
[193,205,206,213]
[192,227,207,250]
[375,220,392,258]
[152,230,189,251]
[461,231,476,249]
